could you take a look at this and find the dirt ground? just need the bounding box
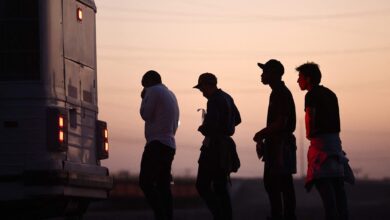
[83,178,390,220]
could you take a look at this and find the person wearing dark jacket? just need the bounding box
[194,72,241,220]
[253,59,297,220]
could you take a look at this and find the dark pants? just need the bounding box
[315,177,349,220]
[264,168,296,220]
[139,141,175,220]
[196,151,232,220]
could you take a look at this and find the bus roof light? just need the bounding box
[77,8,83,22]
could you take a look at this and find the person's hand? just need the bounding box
[253,131,263,143]
[198,125,206,136]
[256,142,264,159]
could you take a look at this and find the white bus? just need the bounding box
[0,0,112,218]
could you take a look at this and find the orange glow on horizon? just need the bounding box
[94,0,390,179]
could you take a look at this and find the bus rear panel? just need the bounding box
[0,0,112,217]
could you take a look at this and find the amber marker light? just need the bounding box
[104,129,109,152]
[77,8,83,22]
[105,142,109,152]
[59,116,64,128]
[59,130,64,142]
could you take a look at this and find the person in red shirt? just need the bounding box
[296,62,354,220]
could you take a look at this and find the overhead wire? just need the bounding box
[97,6,390,22]
[97,45,390,60]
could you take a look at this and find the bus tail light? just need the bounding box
[96,120,109,160]
[47,108,68,151]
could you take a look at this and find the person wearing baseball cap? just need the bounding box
[193,72,217,89]
[254,59,297,220]
[257,59,285,77]
[193,72,241,220]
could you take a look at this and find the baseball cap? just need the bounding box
[193,72,217,89]
[257,59,284,76]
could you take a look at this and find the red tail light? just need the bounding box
[105,142,109,152]
[47,108,68,151]
[96,120,109,160]
[104,128,109,152]
[59,116,64,128]
[59,116,65,142]
[59,130,64,142]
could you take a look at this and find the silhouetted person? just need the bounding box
[253,59,297,220]
[139,70,180,220]
[194,73,241,220]
[296,62,354,220]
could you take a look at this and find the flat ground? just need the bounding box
[83,178,390,220]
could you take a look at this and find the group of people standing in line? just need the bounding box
[138,60,355,220]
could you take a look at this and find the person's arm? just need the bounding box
[233,101,242,126]
[198,100,219,136]
[172,93,180,135]
[140,88,157,121]
[253,93,288,142]
[256,141,265,159]
[253,115,287,142]
[305,107,316,140]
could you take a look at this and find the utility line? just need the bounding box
[97,45,390,59]
[98,6,390,22]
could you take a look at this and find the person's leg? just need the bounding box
[213,171,231,220]
[139,142,165,220]
[315,178,338,220]
[196,156,220,219]
[263,168,283,220]
[156,145,175,220]
[282,174,296,220]
[332,178,349,220]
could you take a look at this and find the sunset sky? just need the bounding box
[94,0,390,179]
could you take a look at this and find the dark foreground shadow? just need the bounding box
[81,178,390,220]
